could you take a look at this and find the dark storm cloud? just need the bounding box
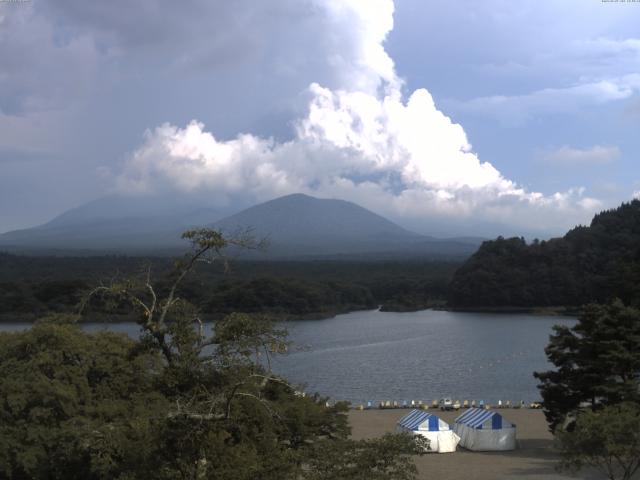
[42,1,284,67]
[1,0,388,126]
[0,6,96,114]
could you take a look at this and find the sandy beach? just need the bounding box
[348,408,608,480]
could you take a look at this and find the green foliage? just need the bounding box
[206,277,376,316]
[181,228,229,250]
[0,254,458,320]
[0,313,417,479]
[0,315,168,479]
[0,229,423,479]
[534,300,640,432]
[449,200,640,307]
[557,403,640,480]
[304,433,427,480]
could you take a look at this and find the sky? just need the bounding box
[1,0,639,237]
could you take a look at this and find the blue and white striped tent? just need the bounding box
[453,408,516,451]
[398,409,450,431]
[396,410,460,453]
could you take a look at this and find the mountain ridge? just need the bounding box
[0,193,482,258]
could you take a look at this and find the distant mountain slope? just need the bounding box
[39,195,218,229]
[0,195,226,252]
[448,200,640,307]
[0,192,482,258]
[217,194,418,240]
[212,194,482,258]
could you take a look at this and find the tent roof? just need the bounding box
[455,408,513,429]
[397,409,446,431]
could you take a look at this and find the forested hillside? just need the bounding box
[0,254,457,320]
[449,200,640,308]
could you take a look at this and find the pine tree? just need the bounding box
[534,300,640,432]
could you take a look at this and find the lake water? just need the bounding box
[273,309,574,405]
[0,309,574,405]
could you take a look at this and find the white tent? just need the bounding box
[396,409,460,453]
[453,408,516,451]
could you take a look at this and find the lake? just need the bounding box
[0,309,574,405]
[273,309,574,405]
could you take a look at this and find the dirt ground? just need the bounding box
[348,408,609,480]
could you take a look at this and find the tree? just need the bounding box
[534,300,640,432]
[1,228,423,479]
[556,403,640,480]
[0,314,168,479]
[449,200,640,308]
[304,433,427,480]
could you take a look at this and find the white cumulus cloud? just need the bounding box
[113,0,602,235]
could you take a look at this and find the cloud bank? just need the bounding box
[112,0,601,235]
[541,145,620,166]
[448,74,640,126]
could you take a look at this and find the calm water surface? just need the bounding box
[1,309,574,405]
[272,309,574,405]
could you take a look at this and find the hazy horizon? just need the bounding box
[0,190,596,240]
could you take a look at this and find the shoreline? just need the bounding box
[442,305,581,316]
[0,304,580,324]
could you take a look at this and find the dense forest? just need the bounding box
[0,254,458,321]
[449,200,640,308]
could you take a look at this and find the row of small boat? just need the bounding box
[355,399,543,410]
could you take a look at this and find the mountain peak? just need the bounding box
[275,193,315,201]
[258,193,351,208]
[215,193,417,239]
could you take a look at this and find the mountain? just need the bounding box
[213,194,480,258]
[0,193,482,258]
[214,193,418,255]
[0,195,230,253]
[448,200,640,308]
